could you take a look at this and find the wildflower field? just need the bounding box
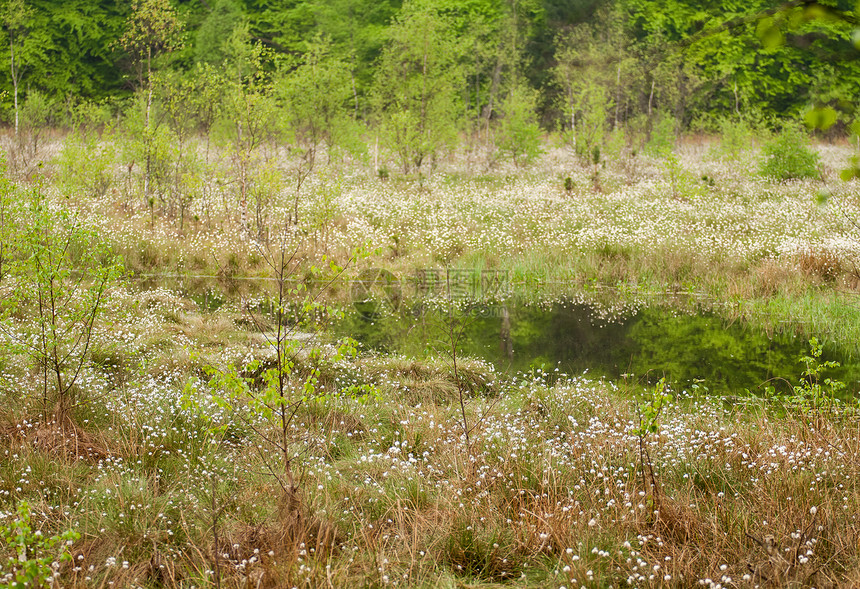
[2,134,860,588]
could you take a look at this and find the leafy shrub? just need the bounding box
[18,90,60,164]
[1,182,124,417]
[1,501,79,588]
[708,116,753,161]
[758,126,821,180]
[571,82,609,164]
[563,176,574,192]
[789,337,845,410]
[496,85,543,167]
[604,127,627,161]
[663,152,701,199]
[644,111,676,158]
[56,134,116,198]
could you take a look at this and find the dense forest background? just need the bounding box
[0,0,857,166]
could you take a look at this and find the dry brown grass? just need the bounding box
[796,248,844,283]
[752,258,797,297]
[29,417,110,462]
[2,409,110,462]
[5,363,860,588]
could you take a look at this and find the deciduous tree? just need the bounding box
[373,0,461,175]
[0,0,33,135]
[277,36,361,224]
[117,0,183,199]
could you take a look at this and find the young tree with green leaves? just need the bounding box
[277,36,360,225]
[304,0,402,118]
[373,0,461,175]
[495,83,542,167]
[186,239,354,549]
[481,0,541,124]
[117,0,183,200]
[155,69,205,230]
[0,0,33,136]
[215,28,278,238]
[553,9,633,160]
[195,0,245,67]
[0,180,123,422]
[117,0,183,125]
[19,89,57,165]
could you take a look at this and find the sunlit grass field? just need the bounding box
[3,136,860,587]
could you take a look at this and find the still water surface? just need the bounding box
[331,296,860,396]
[138,275,860,396]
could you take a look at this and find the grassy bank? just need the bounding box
[2,290,859,587]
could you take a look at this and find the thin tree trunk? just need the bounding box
[146,48,153,129]
[648,79,655,117]
[420,34,429,173]
[733,81,740,116]
[474,48,480,119]
[615,63,621,129]
[350,68,359,120]
[37,286,49,421]
[240,159,248,237]
[483,58,503,125]
[11,40,18,136]
[144,49,153,201]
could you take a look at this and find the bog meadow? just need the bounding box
[3,0,860,587]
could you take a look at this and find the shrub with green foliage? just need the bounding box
[18,90,59,165]
[644,111,676,158]
[758,126,821,180]
[495,85,542,167]
[790,337,845,410]
[713,116,753,161]
[0,181,124,419]
[56,133,116,200]
[566,82,609,164]
[1,501,79,588]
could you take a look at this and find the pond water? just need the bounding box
[134,275,860,397]
[330,295,860,396]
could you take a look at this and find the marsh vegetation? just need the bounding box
[4,0,860,587]
[2,129,860,587]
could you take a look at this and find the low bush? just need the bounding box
[758,126,821,180]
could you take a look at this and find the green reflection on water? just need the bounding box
[130,274,860,397]
[332,298,860,396]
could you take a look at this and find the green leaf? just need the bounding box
[802,4,832,22]
[756,17,784,49]
[804,106,838,130]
